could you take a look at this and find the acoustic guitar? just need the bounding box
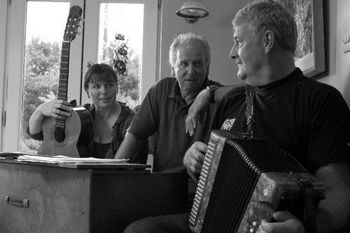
[38,6,93,157]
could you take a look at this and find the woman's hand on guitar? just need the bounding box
[39,100,72,119]
[257,211,305,233]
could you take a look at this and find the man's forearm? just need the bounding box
[315,162,350,232]
[115,132,139,159]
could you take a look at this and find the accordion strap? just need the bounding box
[297,177,318,233]
[245,86,255,138]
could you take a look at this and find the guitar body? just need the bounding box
[38,107,93,157]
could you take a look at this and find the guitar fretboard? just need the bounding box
[56,41,71,129]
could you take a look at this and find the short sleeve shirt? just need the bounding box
[128,77,220,172]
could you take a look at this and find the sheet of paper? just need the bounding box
[17,155,129,164]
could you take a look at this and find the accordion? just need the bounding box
[189,130,325,233]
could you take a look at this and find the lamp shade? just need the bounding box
[176,0,209,23]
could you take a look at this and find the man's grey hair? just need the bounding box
[232,0,297,53]
[169,32,211,68]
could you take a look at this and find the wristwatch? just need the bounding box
[206,85,219,103]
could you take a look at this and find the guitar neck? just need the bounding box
[58,41,70,101]
[56,41,71,128]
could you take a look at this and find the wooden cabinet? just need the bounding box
[0,160,188,233]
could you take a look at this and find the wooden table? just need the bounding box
[0,158,188,233]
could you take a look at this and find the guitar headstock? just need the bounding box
[63,5,82,42]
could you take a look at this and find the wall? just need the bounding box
[319,0,350,106]
[159,0,350,107]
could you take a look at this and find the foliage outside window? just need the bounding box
[99,33,140,109]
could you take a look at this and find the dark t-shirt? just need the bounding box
[214,68,350,173]
[128,77,220,172]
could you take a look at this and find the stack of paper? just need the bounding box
[17,155,129,165]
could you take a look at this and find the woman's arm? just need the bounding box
[28,100,72,135]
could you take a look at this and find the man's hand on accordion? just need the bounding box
[257,211,305,233]
[183,141,207,182]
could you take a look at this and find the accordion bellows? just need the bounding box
[189,130,324,233]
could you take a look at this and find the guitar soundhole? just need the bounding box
[54,126,66,143]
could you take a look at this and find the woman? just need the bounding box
[28,63,147,160]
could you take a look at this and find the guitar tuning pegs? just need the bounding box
[75,23,83,36]
[78,19,84,32]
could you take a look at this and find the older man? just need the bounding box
[184,1,350,233]
[115,32,220,173]
[116,32,222,233]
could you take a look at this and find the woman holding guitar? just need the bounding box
[28,63,148,160]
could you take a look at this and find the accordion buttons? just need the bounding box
[248,221,259,233]
[263,188,269,196]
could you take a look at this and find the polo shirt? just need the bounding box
[128,77,220,172]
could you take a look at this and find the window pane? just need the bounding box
[98,3,144,109]
[20,1,70,152]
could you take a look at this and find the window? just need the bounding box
[82,0,158,103]
[97,3,144,109]
[1,0,158,152]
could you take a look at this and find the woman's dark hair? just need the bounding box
[84,63,118,92]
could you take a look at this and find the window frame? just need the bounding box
[0,0,8,149]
